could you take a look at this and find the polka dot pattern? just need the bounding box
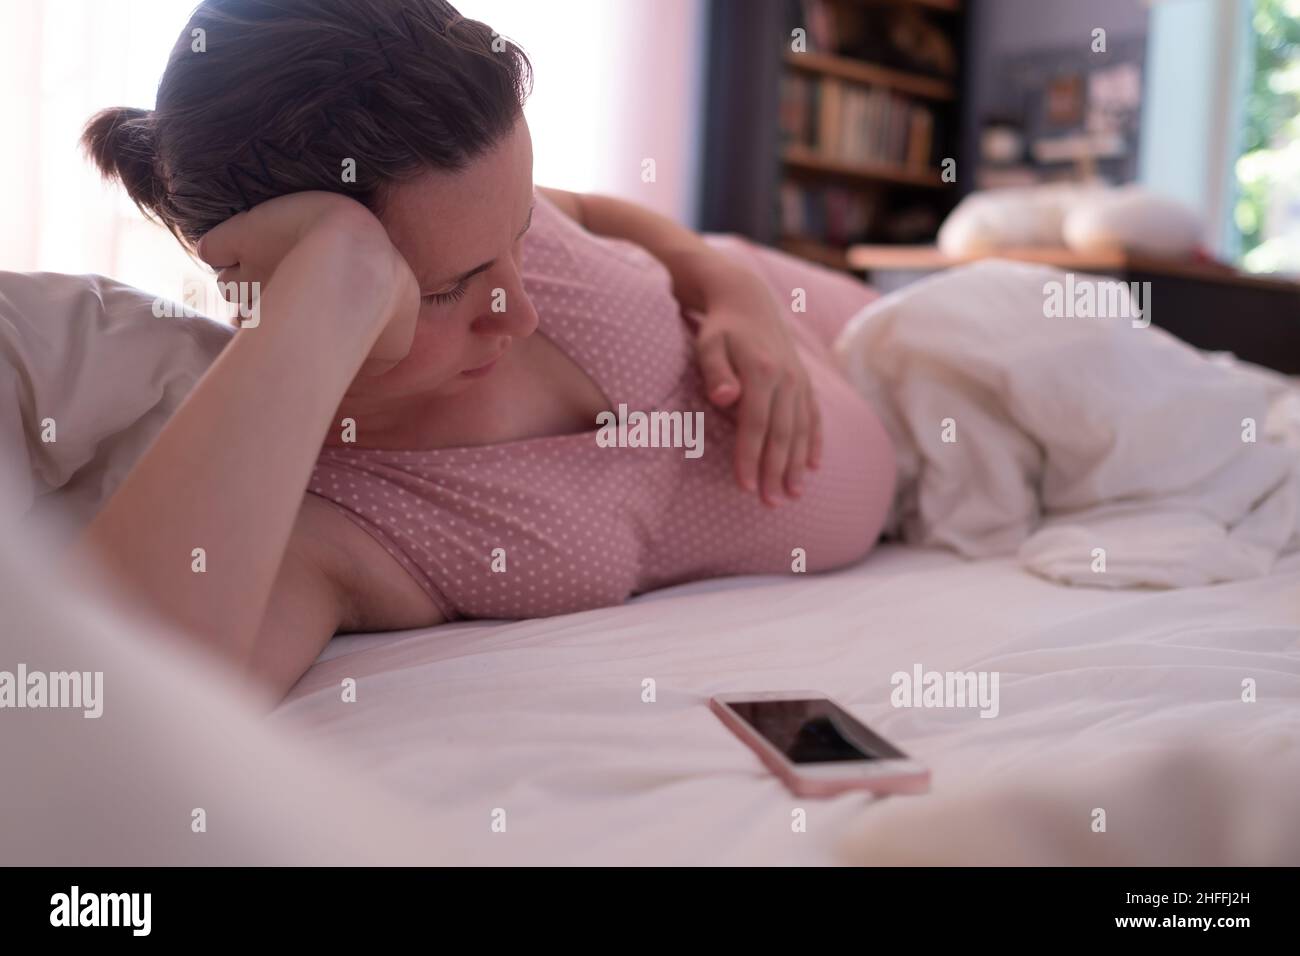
[307,195,897,620]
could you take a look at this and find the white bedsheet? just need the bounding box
[274,543,1300,865]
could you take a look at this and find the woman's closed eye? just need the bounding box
[422,282,468,306]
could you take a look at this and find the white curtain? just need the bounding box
[456,0,706,225]
[0,0,205,297]
[0,0,705,296]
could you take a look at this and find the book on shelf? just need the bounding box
[780,181,879,247]
[779,71,809,146]
[798,0,838,53]
[781,73,936,170]
[796,0,958,78]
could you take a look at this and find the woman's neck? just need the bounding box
[325,388,450,450]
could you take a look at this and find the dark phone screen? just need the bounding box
[727,698,907,764]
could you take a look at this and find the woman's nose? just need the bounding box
[474,273,538,339]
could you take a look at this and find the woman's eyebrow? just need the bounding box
[424,202,535,289]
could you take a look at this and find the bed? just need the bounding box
[4,269,1297,866]
[271,541,1300,865]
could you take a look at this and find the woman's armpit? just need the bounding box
[296,492,447,633]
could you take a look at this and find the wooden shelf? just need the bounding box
[859,0,963,10]
[845,244,1300,291]
[897,0,962,12]
[784,51,955,101]
[848,244,1141,272]
[783,144,946,189]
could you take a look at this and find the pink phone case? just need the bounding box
[710,696,930,798]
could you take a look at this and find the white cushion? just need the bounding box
[1063,184,1203,256]
[0,271,230,533]
[937,183,1104,255]
[938,182,1202,258]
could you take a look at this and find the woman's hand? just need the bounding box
[195,191,419,375]
[541,190,822,502]
[694,269,822,506]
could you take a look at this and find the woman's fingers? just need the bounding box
[807,388,824,470]
[213,265,248,305]
[697,333,742,407]
[733,366,776,495]
[759,382,798,505]
[195,211,248,272]
[784,389,810,498]
[198,215,252,311]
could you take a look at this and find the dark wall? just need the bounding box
[697,0,787,241]
[960,0,1151,190]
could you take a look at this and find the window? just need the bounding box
[1234,0,1300,273]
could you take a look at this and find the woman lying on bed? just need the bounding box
[74,0,895,697]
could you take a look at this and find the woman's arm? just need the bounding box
[537,186,747,314]
[69,196,417,670]
[538,186,821,504]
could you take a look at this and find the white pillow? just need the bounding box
[936,182,1105,255]
[1062,184,1203,257]
[0,271,230,533]
[938,182,1202,258]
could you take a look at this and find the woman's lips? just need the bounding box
[461,355,502,378]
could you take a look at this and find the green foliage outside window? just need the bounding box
[1236,0,1300,272]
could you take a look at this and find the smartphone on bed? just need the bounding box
[710,691,929,798]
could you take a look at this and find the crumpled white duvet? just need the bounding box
[833,259,1300,588]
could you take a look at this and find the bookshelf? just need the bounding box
[698,0,966,273]
[782,145,945,189]
[783,51,955,101]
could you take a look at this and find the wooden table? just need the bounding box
[845,245,1300,374]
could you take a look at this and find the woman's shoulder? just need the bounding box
[534,186,583,222]
[519,192,693,408]
[524,187,670,284]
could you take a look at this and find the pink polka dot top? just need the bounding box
[306,192,896,620]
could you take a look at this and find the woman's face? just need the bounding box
[352,114,539,402]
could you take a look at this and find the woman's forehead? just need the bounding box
[380,120,534,275]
